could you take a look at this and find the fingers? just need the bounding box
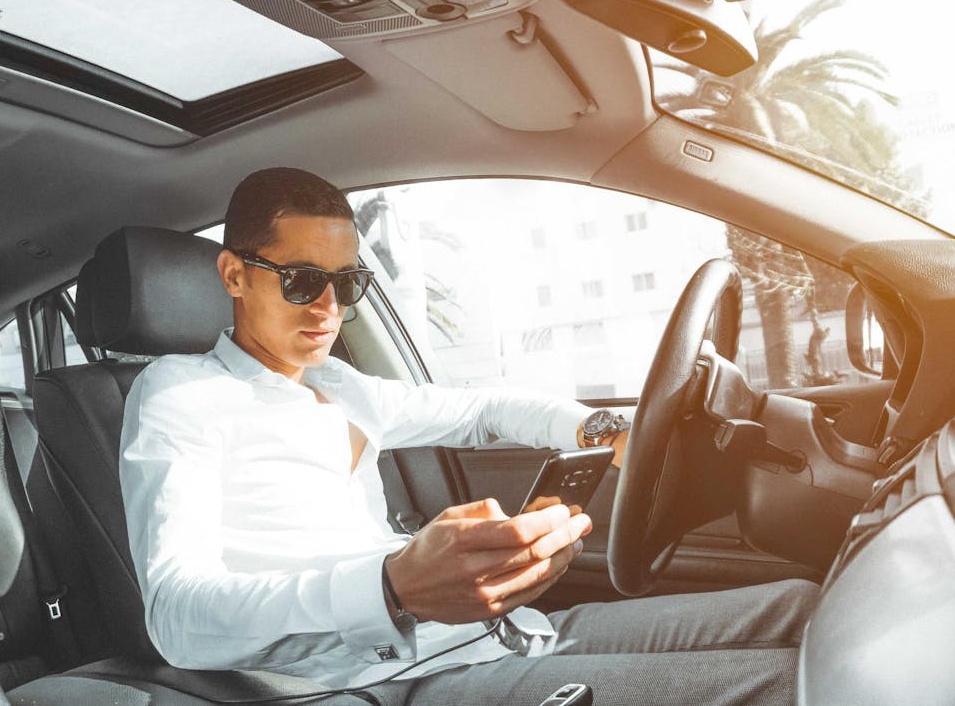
[437,497,509,521]
[459,510,591,582]
[393,499,592,623]
[474,543,581,616]
[509,511,589,564]
[437,499,590,553]
[456,502,572,548]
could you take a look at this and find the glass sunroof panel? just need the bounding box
[0,0,343,101]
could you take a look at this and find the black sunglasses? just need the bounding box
[237,252,374,306]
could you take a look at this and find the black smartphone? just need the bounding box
[519,446,614,515]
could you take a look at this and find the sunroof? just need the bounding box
[0,0,343,101]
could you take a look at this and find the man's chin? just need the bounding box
[297,345,333,368]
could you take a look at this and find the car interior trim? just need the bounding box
[0,33,366,138]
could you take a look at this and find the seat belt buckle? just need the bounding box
[43,586,67,621]
[46,598,62,620]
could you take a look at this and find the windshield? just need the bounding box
[651,0,955,235]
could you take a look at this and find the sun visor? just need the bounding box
[564,0,757,76]
[384,13,594,131]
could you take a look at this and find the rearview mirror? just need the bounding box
[845,283,884,377]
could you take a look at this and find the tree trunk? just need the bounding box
[755,285,799,389]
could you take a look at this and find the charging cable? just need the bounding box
[245,617,505,704]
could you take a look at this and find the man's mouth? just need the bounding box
[302,328,337,343]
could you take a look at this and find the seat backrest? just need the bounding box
[33,226,233,661]
[0,401,52,689]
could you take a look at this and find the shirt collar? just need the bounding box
[304,358,343,390]
[213,329,285,383]
[212,328,344,390]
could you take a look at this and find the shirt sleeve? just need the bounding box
[120,358,412,672]
[370,375,591,451]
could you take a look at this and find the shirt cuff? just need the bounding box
[330,552,417,663]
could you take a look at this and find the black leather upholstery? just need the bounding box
[33,226,231,663]
[24,226,372,704]
[34,362,156,661]
[0,410,50,689]
[75,226,233,355]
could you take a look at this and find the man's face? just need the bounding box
[219,214,360,380]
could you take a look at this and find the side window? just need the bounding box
[62,285,87,366]
[62,320,87,366]
[0,319,25,390]
[349,179,870,400]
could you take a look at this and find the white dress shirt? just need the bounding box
[119,330,590,688]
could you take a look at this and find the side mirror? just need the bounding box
[845,283,884,377]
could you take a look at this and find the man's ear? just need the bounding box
[217,249,244,298]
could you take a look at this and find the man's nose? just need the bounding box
[308,282,340,314]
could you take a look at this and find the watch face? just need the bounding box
[395,611,418,633]
[583,409,614,435]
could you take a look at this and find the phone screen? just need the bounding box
[519,446,614,515]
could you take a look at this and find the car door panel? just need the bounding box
[384,443,822,608]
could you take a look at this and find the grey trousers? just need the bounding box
[363,578,819,706]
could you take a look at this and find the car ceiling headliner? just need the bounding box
[0,0,946,319]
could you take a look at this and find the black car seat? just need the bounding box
[0,397,64,691]
[13,226,368,705]
[34,225,230,664]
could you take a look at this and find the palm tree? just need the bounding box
[656,0,924,388]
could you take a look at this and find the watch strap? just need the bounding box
[382,558,418,633]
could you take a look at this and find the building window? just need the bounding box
[582,280,604,298]
[573,322,606,345]
[632,272,656,292]
[625,212,648,232]
[576,221,598,239]
[522,327,554,352]
[531,227,547,249]
[537,285,552,307]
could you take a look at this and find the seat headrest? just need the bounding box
[75,226,234,355]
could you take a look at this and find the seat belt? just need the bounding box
[0,395,37,488]
[378,449,425,535]
[0,398,81,669]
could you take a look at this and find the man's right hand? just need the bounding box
[384,498,592,625]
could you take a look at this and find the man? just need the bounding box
[120,167,817,705]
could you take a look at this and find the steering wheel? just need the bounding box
[608,258,742,596]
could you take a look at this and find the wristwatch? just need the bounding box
[580,408,631,447]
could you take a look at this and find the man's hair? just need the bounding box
[223,167,355,253]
